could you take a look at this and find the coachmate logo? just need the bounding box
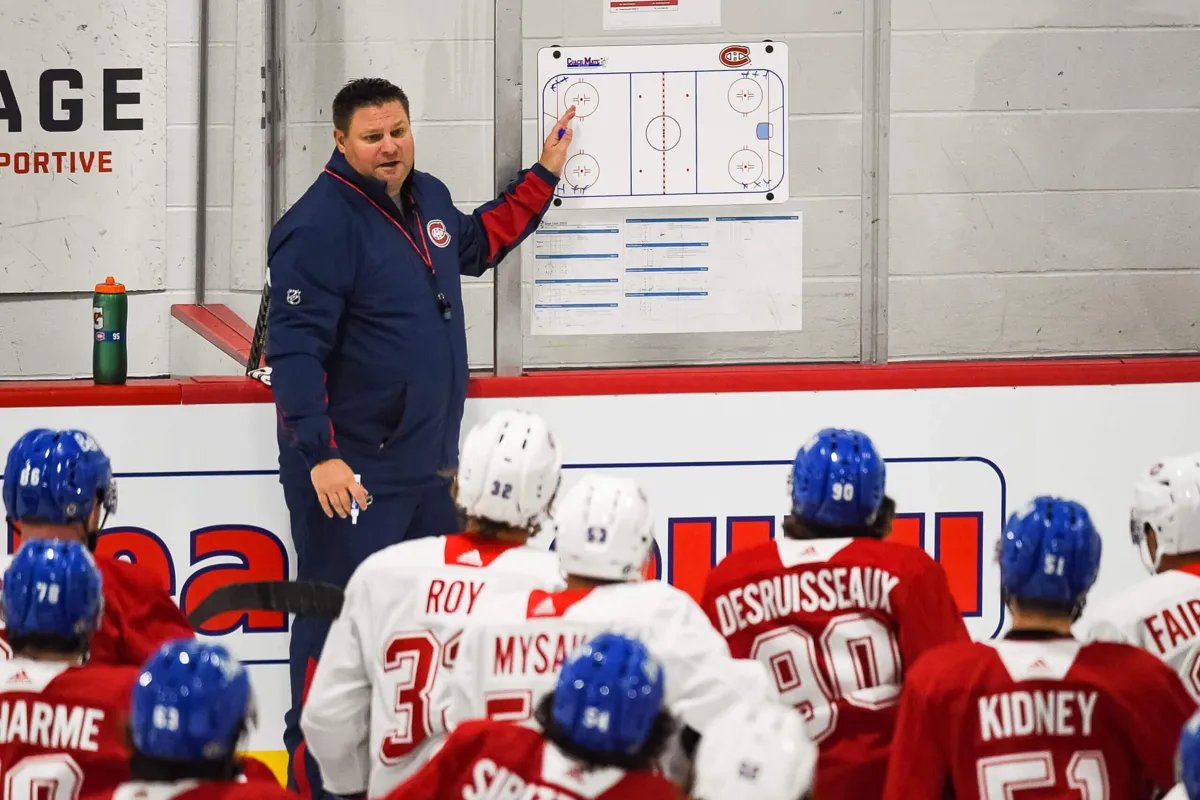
[566,56,607,68]
[719,45,751,68]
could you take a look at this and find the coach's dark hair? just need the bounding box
[781,494,894,542]
[534,694,675,773]
[332,78,410,132]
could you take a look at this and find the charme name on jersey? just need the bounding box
[426,579,486,616]
[712,566,900,636]
[464,758,576,800]
[978,690,1097,741]
[494,632,591,676]
[0,699,105,750]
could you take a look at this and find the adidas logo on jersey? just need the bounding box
[531,597,557,617]
[7,670,29,684]
[1028,658,1049,671]
[457,549,484,567]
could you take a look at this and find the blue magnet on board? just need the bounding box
[756,122,772,140]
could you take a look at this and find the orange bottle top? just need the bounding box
[94,276,125,294]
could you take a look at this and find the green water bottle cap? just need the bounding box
[95,276,125,293]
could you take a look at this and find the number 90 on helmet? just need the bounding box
[455,410,562,529]
[790,428,886,529]
[999,496,1101,611]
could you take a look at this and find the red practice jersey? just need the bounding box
[0,657,138,797]
[883,633,1197,799]
[700,535,970,799]
[0,554,193,667]
[388,719,683,800]
[90,775,297,800]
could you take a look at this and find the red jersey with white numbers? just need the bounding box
[883,634,1196,799]
[300,533,564,798]
[387,720,683,800]
[0,658,137,797]
[700,535,970,799]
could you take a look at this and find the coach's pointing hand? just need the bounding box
[311,458,370,520]
[538,106,577,177]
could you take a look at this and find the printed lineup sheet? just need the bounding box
[537,42,789,209]
[527,213,802,336]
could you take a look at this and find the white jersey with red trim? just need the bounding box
[299,533,564,799]
[1077,564,1200,699]
[436,580,773,736]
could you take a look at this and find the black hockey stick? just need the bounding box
[188,580,344,628]
[245,277,270,374]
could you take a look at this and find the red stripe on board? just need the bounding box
[668,519,715,603]
[937,514,984,616]
[2,356,1200,407]
[728,517,773,555]
[888,515,924,550]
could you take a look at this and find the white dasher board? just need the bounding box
[538,42,789,209]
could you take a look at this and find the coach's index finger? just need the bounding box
[555,106,577,132]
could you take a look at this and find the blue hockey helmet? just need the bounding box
[791,428,886,528]
[1,539,103,641]
[1000,496,1101,608]
[132,640,254,761]
[1179,709,1200,799]
[3,429,117,527]
[552,632,665,756]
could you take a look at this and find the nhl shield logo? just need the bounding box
[286,289,301,305]
[427,219,451,248]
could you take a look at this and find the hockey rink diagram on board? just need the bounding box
[538,42,789,209]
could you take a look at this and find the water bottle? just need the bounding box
[92,276,127,385]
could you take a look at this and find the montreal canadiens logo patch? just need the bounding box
[427,219,451,248]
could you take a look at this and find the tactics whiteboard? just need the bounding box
[538,42,789,209]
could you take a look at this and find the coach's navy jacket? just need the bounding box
[266,149,557,491]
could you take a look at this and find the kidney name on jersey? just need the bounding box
[1143,600,1200,656]
[493,632,592,676]
[712,566,900,635]
[426,579,486,616]
[465,757,578,800]
[978,690,1097,741]
[0,699,106,750]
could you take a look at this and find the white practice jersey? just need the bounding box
[1078,566,1200,699]
[1163,785,1188,800]
[299,533,564,798]
[438,580,773,736]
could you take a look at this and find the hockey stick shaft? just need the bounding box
[187,580,344,628]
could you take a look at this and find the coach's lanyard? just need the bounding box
[324,167,451,319]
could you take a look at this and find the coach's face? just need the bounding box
[335,100,414,195]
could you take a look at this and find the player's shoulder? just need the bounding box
[352,536,446,579]
[906,639,995,690]
[410,169,453,203]
[708,540,783,584]
[54,663,141,697]
[606,772,685,799]
[1083,570,1200,627]
[1079,637,1182,677]
[95,554,172,595]
[841,535,944,575]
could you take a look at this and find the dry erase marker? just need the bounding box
[351,474,362,525]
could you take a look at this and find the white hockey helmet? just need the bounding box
[455,410,562,529]
[554,474,654,582]
[1132,453,1200,572]
[691,702,816,800]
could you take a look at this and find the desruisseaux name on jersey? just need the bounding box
[0,699,106,751]
[711,566,901,636]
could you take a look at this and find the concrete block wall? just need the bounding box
[0,0,264,379]
[283,0,499,368]
[889,0,1200,358]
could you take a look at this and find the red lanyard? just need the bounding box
[324,167,451,319]
[324,168,434,270]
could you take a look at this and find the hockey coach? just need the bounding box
[265,77,575,796]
